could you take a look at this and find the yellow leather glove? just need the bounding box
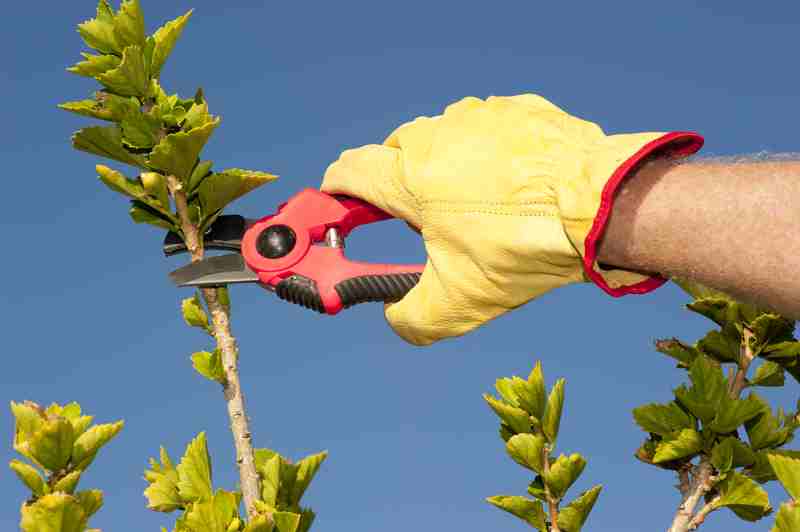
[321,94,702,345]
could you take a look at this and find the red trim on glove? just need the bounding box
[584,131,704,297]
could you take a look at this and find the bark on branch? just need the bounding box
[167,175,261,518]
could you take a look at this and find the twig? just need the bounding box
[541,444,560,532]
[730,328,755,399]
[668,458,715,532]
[168,175,261,518]
[687,496,720,530]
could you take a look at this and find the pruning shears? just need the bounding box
[164,188,424,314]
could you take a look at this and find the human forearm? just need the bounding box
[597,156,800,318]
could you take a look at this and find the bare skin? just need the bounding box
[597,156,800,319]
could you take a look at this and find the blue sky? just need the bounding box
[2,1,800,530]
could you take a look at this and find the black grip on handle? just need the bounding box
[275,275,325,313]
[335,273,421,309]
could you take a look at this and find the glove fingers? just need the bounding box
[321,144,421,227]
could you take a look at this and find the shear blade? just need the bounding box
[169,254,260,287]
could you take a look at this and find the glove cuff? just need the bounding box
[582,131,704,297]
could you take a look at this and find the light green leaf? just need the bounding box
[543,453,586,500]
[772,502,800,532]
[763,341,800,361]
[486,495,547,530]
[183,490,239,532]
[672,277,735,302]
[53,470,83,494]
[243,513,274,532]
[259,454,281,507]
[527,475,548,501]
[67,53,121,78]
[121,112,163,149]
[632,401,694,436]
[20,493,87,532]
[192,350,226,384]
[654,338,699,369]
[10,460,46,496]
[96,45,149,97]
[140,171,170,212]
[77,0,119,54]
[72,126,147,168]
[97,164,145,198]
[75,490,103,517]
[483,394,532,435]
[542,379,565,444]
[766,452,800,500]
[516,369,546,419]
[709,394,765,434]
[506,433,546,474]
[182,293,211,332]
[296,509,316,532]
[29,418,75,472]
[183,101,213,131]
[150,10,194,78]
[149,119,220,183]
[198,168,278,215]
[557,485,602,532]
[272,512,301,532]
[751,361,786,387]
[291,451,327,505]
[113,0,146,49]
[71,420,124,469]
[177,432,213,503]
[712,471,772,521]
[653,429,702,463]
[144,446,183,512]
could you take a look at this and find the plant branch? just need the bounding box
[669,457,715,532]
[687,496,720,530]
[541,444,560,532]
[167,175,261,518]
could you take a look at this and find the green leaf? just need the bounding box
[483,394,532,435]
[67,53,121,78]
[53,470,83,494]
[177,432,213,503]
[763,341,800,361]
[291,451,327,505]
[653,429,702,463]
[632,402,694,436]
[686,298,732,327]
[524,362,547,419]
[183,101,214,132]
[20,493,88,532]
[150,10,193,78]
[654,338,699,369]
[772,502,800,532]
[243,513,274,532]
[198,168,278,215]
[766,452,800,500]
[486,495,547,530]
[77,0,119,54]
[672,277,735,301]
[192,350,226,384]
[97,164,145,198]
[29,418,75,471]
[709,394,765,434]
[9,459,46,496]
[542,379,565,444]
[712,471,772,521]
[698,329,740,364]
[140,171,171,212]
[674,356,726,423]
[72,126,146,168]
[527,475,548,501]
[544,453,586,500]
[144,446,183,512]
[113,0,146,49]
[182,293,211,333]
[751,361,786,387]
[272,511,302,532]
[746,398,794,451]
[71,420,124,469]
[506,433,546,474]
[712,437,756,474]
[121,112,163,149]
[96,45,149,97]
[188,160,214,194]
[557,485,602,532]
[129,202,176,230]
[149,119,220,183]
[750,314,795,355]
